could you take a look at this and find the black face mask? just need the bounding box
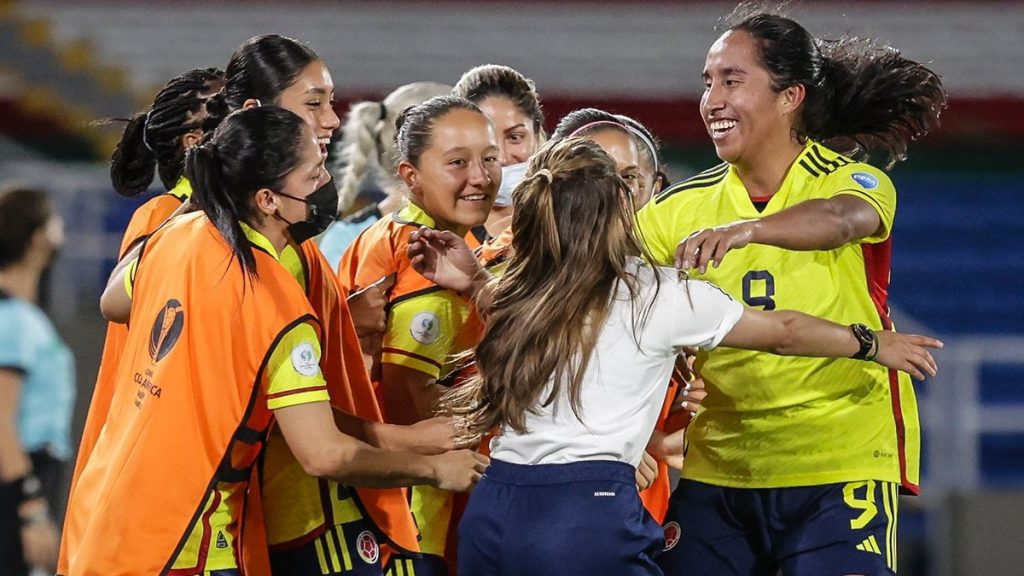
[275,178,339,244]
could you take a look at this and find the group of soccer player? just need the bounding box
[54,2,949,575]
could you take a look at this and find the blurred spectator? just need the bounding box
[319,81,451,269]
[0,185,74,575]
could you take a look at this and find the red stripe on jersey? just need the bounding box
[167,488,223,574]
[861,238,892,323]
[381,347,444,369]
[265,385,328,400]
[862,239,918,494]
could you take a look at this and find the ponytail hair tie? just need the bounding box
[533,168,553,183]
[378,101,388,121]
[141,110,155,153]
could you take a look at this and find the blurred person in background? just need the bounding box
[319,81,452,269]
[615,113,669,209]
[338,95,500,576]
[636,4,947,574]
[453,64,545,244]
[0,186,73,575]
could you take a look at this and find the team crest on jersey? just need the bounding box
[356,530,380,564]
[290,342,320,377]
[410,312,441,344]
[852,172,879,189]
[149,299,184,363]
[663,521,681,551]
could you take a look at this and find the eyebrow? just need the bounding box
[441,145,500,155]
[703,66,747,78]
[304,87,329,95]
[503,124,527,134]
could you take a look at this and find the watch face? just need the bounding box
[850,324,875,359]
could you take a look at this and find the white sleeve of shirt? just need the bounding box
[666,276,744,351]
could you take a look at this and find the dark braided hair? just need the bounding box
[110,68,225,196]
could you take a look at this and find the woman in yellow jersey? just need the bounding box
[338,95,500,575]
[634,5,947,575]
[213,35,453,576]
[403,137,941,576]
[61,107,487,576]
[58,67,227,576]
[319,81,453,268]
[453,65,544,242]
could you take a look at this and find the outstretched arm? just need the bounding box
[676,195,882,273]
[722,308,941,381]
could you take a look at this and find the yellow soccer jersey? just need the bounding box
[635,141,919,493]
[361,204,481,381]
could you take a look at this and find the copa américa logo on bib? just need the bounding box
[149,299,184,363]
[290,342,320,377]
[851,172,879,189]
[411,311,441,344]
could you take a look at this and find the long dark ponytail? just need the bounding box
[185,106,307,280]
[110,68,226,196]
[726,4,947,168]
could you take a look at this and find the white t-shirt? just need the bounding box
[490,260,744,467]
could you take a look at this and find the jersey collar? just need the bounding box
[725,139,818,215]
[239,221,280,261]
[392,203,437,228]
[168,177,193,202]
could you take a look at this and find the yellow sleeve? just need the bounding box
[827,164,896,244]
[123,257,140,299]
[382,291,473,379]
[265,322,330,410]
[635,200,676,265]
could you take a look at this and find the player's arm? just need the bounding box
[275,400,486,491]
[676,195,882,273]
[721,308,942,380]
[407,226,496,312]
[0,369,59,569]
[99,242,144,323]
[331,409,459,455]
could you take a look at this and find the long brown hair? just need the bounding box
[441,137,659,439]
[724,3,946,168]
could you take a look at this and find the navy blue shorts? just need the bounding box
[458,459,664,576]
[657,479,900,576]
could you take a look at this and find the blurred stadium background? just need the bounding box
[1,1,1021,574]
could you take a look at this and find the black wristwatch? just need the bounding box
[849,323,878,360]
